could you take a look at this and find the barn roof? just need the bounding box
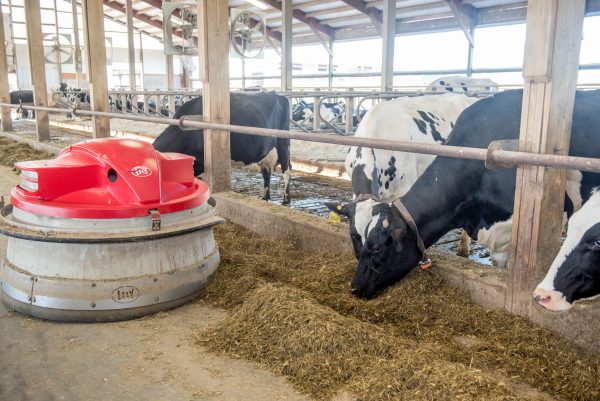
[100,0,600,46]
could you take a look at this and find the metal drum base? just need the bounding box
[0,249,219,322]
[0,203,224,322]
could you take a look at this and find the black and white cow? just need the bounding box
[292,100,345,127]
[345,93,479,201]
[426,76,498,94]
[9,90,34,118]
[328,89,600,298]
[153,91,292,204]
[533,189,600,311]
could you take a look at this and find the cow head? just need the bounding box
[533,194,600,311]
[326,198,422,298]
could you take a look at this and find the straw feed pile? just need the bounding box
[0,137,54,168]
[198,223,600,401]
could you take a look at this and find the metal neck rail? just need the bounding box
[2,102,600,174]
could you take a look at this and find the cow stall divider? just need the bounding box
[55,88,497,136]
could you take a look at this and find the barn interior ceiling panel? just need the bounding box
[95,0,600,48]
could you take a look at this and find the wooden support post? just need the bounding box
[71,0,83,87]
[7,0,20,90]
[166,54,175,114]
[197,0,231,193]
[381,0,395,91]
[0,8,12,131]
[81,0,110,138]
[126,0,137,91]
[53,0,63,83]
[466,20,475,77]
[281,0,293,91]
[328,36,333,91]
[345,88,354,135]
[23,0,50,142]
[181,57,191,89]
[138,32,145,91]
[313,89,321,131]
[505,0,586,317]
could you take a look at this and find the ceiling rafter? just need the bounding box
[259,0,333,39]
[103,0,185,39]
[137,0,282,42]
[339,0,383,33]
[444,0,475,46]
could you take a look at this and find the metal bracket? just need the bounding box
[150,209,161,231]
[179,114,204,131]
[485,139,519,170]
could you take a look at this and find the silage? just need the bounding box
[198,223,600,401]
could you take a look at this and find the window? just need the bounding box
[472,24,526,69]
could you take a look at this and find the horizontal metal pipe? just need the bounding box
[3,102,600,173]
[230,64,600,81]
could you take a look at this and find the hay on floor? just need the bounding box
[196,223,600,401]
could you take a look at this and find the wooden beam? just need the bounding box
[466,18,475,77]
[505,0,586,317]
[197,0,231,193]
[444,0,475,46]
[23,0,50,142]
[306,5,354,18]
[165,0,174,114]
[138,31,145,91]
[103,0,185,40]
[0,7,12,131]
[340,0,383,34]
[381,0,395,91]
[126,0,137,91]
[260,0,333,39]
[53,0,63,82]
[71,0,83,86]
[281,0,292,91]
[82,0,110,138]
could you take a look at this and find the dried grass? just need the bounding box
[0,137,54,169]
[198,223,600,401]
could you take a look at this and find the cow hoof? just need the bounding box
[281,198,291,206]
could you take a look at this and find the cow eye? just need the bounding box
[595,240,600,248]
[371,245,381,254]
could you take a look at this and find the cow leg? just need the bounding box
[282,167,292,205]
[260,167,271,201]
[456,229,471,258]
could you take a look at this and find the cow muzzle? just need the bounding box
[532,287,572,311]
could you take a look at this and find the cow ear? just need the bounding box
[325,201,352,217]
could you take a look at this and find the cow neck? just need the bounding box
[400,161,472,248]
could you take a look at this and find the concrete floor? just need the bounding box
[0,166,310,401]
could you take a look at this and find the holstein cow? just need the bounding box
[426,76,498,94]
[9,90,34,118]
[534,189,600,311]
[342,93,479,257]
[292,100,346,127]
[345,93,478,200]
[328,89,600,298]
[153,91,292,204]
